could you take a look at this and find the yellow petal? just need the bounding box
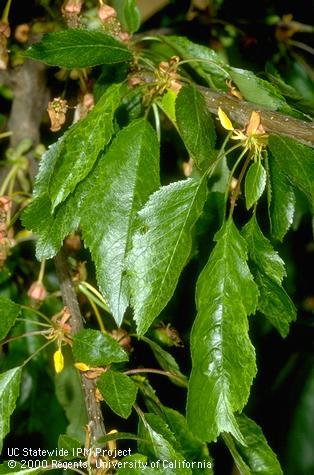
[246,111,261,136]
[74,362,90,372]
[53,349,64,374]
[218,107,234,131]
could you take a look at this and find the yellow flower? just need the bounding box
[218,107,268,157]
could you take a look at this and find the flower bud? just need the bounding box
[0,196,12,213]
[62,0,83,15]
[98,5,117,22]
[151,323,183,347]
[118,31,130,42]
[27,281,47,302]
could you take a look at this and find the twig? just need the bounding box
[198,86,314,147]
[54,248,106,443]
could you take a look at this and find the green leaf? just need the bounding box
[0,297,20,341]
[223,433,251,475]
[286,368,314,475]
[229,68,291,113]
[22,119,114,260]
[116,454,163,474]
[97,370,137,419]
[268,135,314,211]
[176,85,216,167]
[245,161,267,209]
[142,337,187,387]
[234,414,283,475]
[138,413,191,474]
[81,119,160,325]
[159,90,177,125]
[0,367,22,453]
[162,407,213,474]
[58,434,82,460]
[49,83,122,208]
[22,193,80,260]
[0,463,46,475]
[187,219,258,443]
[129,177,207,335]
[112,0,141,34]
[242,215,296,337]
[26,29,132,68]
[72,329,128,367]
[96,432,140,446]
[162,36,229,90]
[266,154,295,241]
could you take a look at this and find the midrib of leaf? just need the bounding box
[209,236,234,413]
[45,44,127,53]
[147,178,205,316]
[111,374,123,414]
[191,90,201,154]
[116,130,146,319]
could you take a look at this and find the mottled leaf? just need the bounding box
[129,178,207,335]
[176,85,216,167]
[26,30,132,68]
[268,135,314,211]
[0,297,20,341]
[266,154,295,241]
[97,370,137,418]
[72,329,128,367]
[81,119,160,325]
[187,219,258,443]
[245,161,267,209]
[242,215,296,337]
[234,414,283,475]
[0,367,22,453]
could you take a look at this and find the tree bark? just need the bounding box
[54,249,106,444]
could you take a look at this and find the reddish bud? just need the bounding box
[62,0,83,15]
[0,22,10,38]
[0,196,12,213]
[118,31,131,42]
[27,281,47,302]
[98,5,117,22]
